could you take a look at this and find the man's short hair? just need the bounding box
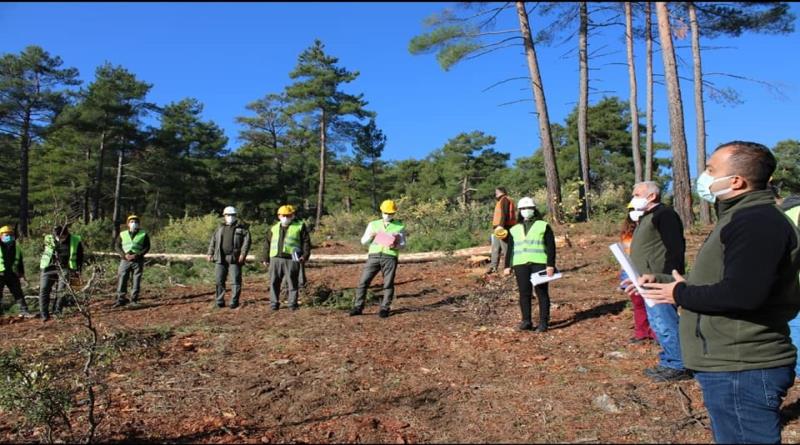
[496,187,507,195]
[634,181,661,201]
[715,140,776,190]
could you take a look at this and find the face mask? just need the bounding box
[128,222,139,231]
[629,196,650,211]
[279,216,293,226]
[696,172,735,203]
[1,235,12,243]
[629,210,644,222]
[224,215,236,225]
[382,213,394,222]
[520,209,535,220]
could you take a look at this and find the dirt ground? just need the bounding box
[2,225,800,444]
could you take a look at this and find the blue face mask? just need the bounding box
[696,172,734,204]
[1,235,11,243]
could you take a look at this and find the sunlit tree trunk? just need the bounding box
[689,3,711,224]
[625,2,643,184]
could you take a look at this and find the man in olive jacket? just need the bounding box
[644,141,800,444]
[207,206,251,309]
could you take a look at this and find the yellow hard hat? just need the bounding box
[379,199,397,214]
[0,225,13,235]
[126,214,140,223]
[277,205,295,216]
[494,227,508,240]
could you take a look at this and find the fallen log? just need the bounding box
[91,245,492,265]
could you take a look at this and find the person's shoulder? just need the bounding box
[732,203,791,226]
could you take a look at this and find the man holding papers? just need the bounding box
[624,180,690,382]
[350,199,407,319]
[504,197,556,332]
[641,141,800,444]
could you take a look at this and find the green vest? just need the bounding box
[510,220,548,266]
[0,244,22,274]
[40,234,81,270]
[787,206,800,228]
[368,219,405,257]
[269,222,302,258]
[121,230,147,254]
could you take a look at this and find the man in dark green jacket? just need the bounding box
[643,141,800,444]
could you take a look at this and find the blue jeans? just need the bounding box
[644,302,684,370]
[694,366,795,444]
[789,315,800,375]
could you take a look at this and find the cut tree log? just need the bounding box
[91,245,492,265]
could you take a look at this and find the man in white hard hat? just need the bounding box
[207,206,251,309]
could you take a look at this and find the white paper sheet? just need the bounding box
[530,271,563,287]
[609,242,656,307]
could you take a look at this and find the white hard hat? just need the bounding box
[517,197,536,209]
[223,206,237,215]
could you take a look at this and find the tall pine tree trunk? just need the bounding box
[112,147,123,243]
[19,111,31,237]
[516,0,563,222]
[83,146,91,224]
[315,109,327,229]
[689,3,711,225]
[645,2,655,181]
[656,2,694,226]
[625,2,643,184]
[370,159,378,212]
[577,1,590,221]
[91,130,107,221]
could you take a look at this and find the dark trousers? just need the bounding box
[116,259,144,303]
[0,272,29,313]
[268,257,301,308]
[513,263,550,328]
[39,270,67,318]
[353,254,398,311]
[215,256,242,306]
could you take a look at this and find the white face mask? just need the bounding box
[520,209,535,220]
[128,222,139,231]
[279,215,293,226]
[382,213,394,222]
[629,210,644,222]
[224,215,236,225]
[629,196,650,211]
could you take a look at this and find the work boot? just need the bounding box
[111,299,129,309]
[647,367,693,382]
[229,302,240,309]
[517,321,534,331]
[270,304,279,311]
[349,307,363,316]
[378,309,390,318]
[536,321,548,333]
[290,305,299,311]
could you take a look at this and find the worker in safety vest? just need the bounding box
[0,225,32,317]
[350,199,407,319]
[38,225,84,321]
[112,214,151,308]
[207,206,251,309]
[504,196,556,332]
[488,186,516,274]
[262,205,311,311]
[780,192,800,378]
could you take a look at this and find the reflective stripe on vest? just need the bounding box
[269,222,302,257]
[40,234,81,270]
[510,220,548,266]
[121,230,147,254]
[368,219,405,257]
[0,244,22,273]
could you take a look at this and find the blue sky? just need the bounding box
[1,2,798,179]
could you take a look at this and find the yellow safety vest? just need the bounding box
[40,234,81,270]
[269,222,303,258]
[0,244,22,274]
[368,219,405,257]
[510,220,549,266]
[121,230,147,254]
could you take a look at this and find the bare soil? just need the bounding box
[2,225,800,443]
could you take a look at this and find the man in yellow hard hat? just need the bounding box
[488,187,516,274]
[261,205,311,311]
[0,225,33,317]
[112,215,151,308]
[350,199,407,318]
